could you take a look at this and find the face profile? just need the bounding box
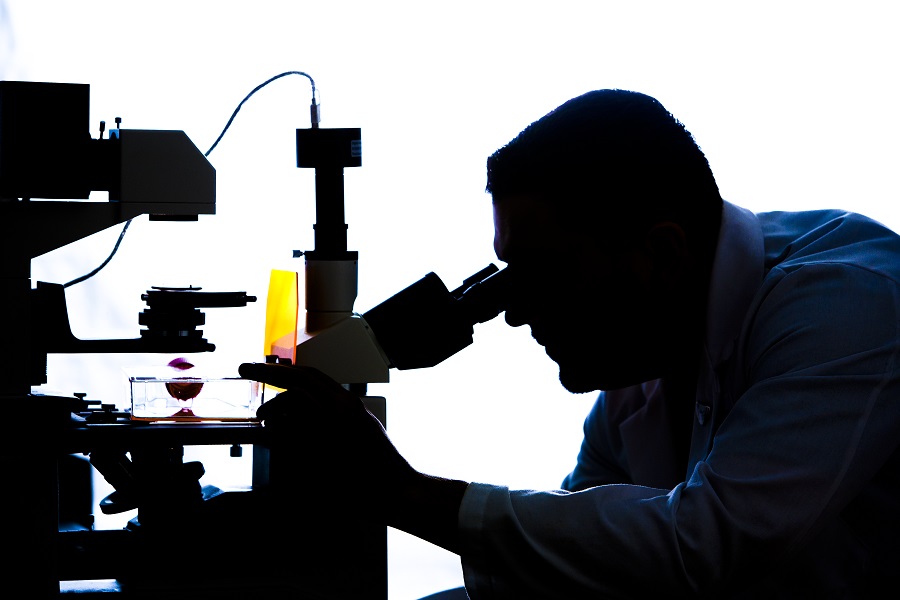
[492,190,695,393]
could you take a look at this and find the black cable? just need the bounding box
[65,71,317,287]
[205,70,317,156]
[64,218,132,287]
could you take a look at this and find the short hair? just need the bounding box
[486,89,723,256]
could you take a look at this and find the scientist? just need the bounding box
[240,89,900,598]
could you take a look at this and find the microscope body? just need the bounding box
[0,81,271,597]
[0,81,219,399]
[0,81,388,600]
[0,80,508,598]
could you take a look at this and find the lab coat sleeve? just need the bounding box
[457,262,900,599]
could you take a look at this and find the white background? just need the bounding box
[3,2,899,598]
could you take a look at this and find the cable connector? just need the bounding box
[310,86,321,129]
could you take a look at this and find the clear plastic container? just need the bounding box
[128,369,261,422]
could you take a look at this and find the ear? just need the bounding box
[642,222,689,282]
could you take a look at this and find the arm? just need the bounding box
[388,473,469,554]
[238,362,468,554]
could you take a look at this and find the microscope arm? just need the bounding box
[0,129,215,269]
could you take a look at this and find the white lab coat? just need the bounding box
[459,201,900,598]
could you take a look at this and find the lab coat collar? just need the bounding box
[687,200,765,471]
[703,200,765,369]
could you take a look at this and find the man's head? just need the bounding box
[487,90,723,393]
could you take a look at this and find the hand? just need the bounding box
[238,362,416,518]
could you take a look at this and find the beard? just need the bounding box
[558,370,599,394]
[552,339,660,394]
[552,347,608,394]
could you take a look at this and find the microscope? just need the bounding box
[0,80,262,597]
[0,79,509,598]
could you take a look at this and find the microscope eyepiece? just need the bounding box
[362,264,510,370]
[456,266,510,326]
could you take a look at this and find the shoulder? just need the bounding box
[758,210,900,282]
[744,258,900,383]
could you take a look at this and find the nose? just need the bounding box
[499,268,530,328]
[504,304,527,328]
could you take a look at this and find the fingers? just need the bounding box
[239,362,311,390]
[239,362,355,398]
[241,363,366,426]
[255,389,310,421]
